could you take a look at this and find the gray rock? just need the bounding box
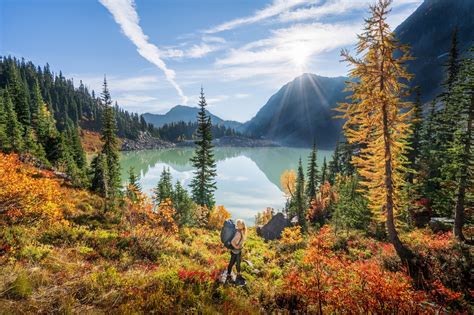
[258,213,291,241]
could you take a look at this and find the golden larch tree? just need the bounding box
[336,0,414,262]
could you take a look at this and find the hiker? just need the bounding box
[226,219,247,283]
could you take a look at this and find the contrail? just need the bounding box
[99,0,188,104]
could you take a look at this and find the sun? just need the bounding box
[289,41,311,71]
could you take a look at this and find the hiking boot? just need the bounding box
[225,274,233,284]
[235,274,246,285]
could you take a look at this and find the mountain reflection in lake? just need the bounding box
[120,147,333,225]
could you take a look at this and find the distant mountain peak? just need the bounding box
[143,105,242,130]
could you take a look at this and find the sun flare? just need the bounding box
[289,41,311,70]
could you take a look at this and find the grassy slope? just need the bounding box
[0,153,472,313]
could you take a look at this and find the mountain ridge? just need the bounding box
[143,105,242,130]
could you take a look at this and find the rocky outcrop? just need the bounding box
[121,131,175,151]
[176,136,279,148]
[257,213,291,241]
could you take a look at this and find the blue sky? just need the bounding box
[1,0,422,122]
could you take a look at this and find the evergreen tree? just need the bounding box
[336,0,415,263]
[332,176,371,233]
[429,27,463,217]
[3,90,23,152]
[328,142,341,184]
[0,94,8,150]
[7,62,30,126]
[98,77,121,211]
[407,88,423,184]
[65,126,86,170]
[450,47,474,241]
[320,157,328,184]
[31,79,43,128]
[293,158,307,231]
[126,167,141,201]
[154,167,173,204]
[305,142,319,201]
[23,126,48,164]
[36,97,57,145]
[173,181,196,226]
[91,153,108,197]
[445,27,460,90]
[190,88,217,209]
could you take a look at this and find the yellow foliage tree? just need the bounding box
[280,169,296,198]
[255,207,274,226]
[336,0,414,261]
[208,205,231,230]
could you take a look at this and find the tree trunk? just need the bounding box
[454,91,473,241]
[378,24,414,262]
[382,103,415,262]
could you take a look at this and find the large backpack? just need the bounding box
[221,219,237,249]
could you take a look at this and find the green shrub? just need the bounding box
[9,272,33,299]
[18,244,51,263]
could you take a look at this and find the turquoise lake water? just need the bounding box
[120,147,333,224]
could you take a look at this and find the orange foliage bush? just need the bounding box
[280,226,303,250]
[122,187,157,227]
[208,205,231,230]
[156,199,178,233]
[0,153,64,225]
[284,226,429,313]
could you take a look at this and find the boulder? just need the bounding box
[258,213,291,241]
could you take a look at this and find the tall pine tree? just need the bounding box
[190,88,217,209]
[95,76,121,211]
[293,158,307,231]
[2,90,23,152]
[450,47,474,241]
[154,167,173,204]
[305,142,319,201]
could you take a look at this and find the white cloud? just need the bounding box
[161,42,224,59]
[99,0,188,104]
[204,0,314,34]
[216,22,358,71]
[279,0,367,22]
[280,0,423,27]
[187,43,221,58]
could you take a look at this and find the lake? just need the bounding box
[120,147,333,225]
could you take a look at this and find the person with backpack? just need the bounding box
[225,219,247,284]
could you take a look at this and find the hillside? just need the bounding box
[143,105,242,130]
[1,153,471,313]
[395,0,474,102]
[242,73,347,148]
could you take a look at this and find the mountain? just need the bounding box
[143,105,242,129]
[241,73,348,149]
[395,0,474,102]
